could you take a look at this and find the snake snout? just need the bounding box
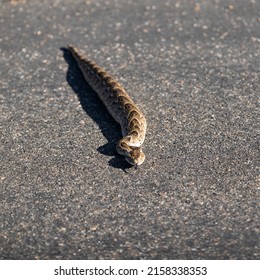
[125,147,145,166]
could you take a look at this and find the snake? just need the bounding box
[67,45,147,167]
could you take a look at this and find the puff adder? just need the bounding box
[67,45,147,167]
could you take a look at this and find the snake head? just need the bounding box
[125,147,146,166]
[117,140,145,167]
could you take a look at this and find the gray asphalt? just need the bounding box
[0,0,259,259]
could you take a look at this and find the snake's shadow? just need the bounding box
[60,47,131,170]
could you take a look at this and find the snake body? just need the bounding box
[67,45,147,166]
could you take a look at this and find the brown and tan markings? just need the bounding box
[67,45,147,167]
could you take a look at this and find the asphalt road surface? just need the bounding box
[0,0,259,259]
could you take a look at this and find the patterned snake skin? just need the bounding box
[67,45,147,166]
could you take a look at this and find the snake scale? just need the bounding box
[67,45,147,167]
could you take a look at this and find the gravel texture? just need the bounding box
[0,0,259,259]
